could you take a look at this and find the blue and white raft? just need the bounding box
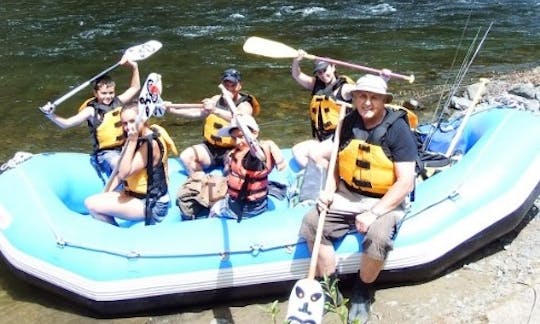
[0,107,538,315]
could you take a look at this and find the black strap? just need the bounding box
[144,135,154,226]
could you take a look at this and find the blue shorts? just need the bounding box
[210,196,267,221]
[93,148,121,176]
[142,194,170,224]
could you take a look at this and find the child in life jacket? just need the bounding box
[209,114,286,222]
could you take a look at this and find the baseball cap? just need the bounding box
[221,68,241,84]
[351,74,393,103]
[313,60,330,73]
[217,114,259,137]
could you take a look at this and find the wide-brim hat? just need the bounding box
[351,74,393,103]
[217,114,259,137]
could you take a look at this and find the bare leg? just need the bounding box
[317,243,338,277]
[85,191,145,225]
[292,140,319,168]
[180,144,213,175]
[359,254,384,283]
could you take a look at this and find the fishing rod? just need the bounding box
[422,22,493,152]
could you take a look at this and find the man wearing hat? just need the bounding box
[209,114,286,221]
[165,68,260,175]
[290,51,355,168]
[298,74,418,323]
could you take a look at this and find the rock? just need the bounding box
[465,81,488,100]
[509,82,536,99]
[450,96,471,110]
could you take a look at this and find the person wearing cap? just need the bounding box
[164,68,260,175]
[290,50,355,168]
[209,114,286,221]
[298,74,418,323]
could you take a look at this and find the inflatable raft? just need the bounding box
[0,107,538,315]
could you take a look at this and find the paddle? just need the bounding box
[166,103,204,109]
[103,73,164,193]
[286,102,349,324]
[243,36,415,83]
[444,78,489,157]
[39,40,163,114]
[218,84,266,162]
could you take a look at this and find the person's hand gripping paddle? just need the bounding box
[39,40,162,115]
[286,102,349,324]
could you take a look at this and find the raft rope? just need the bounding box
[58,238,288,259]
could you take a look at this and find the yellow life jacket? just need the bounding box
[309,95,343,132]
[338,106,415,196]
[79,97,124,151]
[338,140,395,196]
[202,113,235,148]
[310,75,354,140]
[385,103,418,129]
[125,125,176,196]
[202,92,260,148]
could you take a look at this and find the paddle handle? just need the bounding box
[306,54,415,83]
[307,102,347,280]
[445,78,489,157]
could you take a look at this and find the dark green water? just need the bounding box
[0,0,538,320]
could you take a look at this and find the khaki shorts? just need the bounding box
[298,182,405,261]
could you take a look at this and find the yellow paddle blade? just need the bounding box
[243,36,300,59]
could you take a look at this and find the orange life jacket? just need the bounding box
[227,146,273,202]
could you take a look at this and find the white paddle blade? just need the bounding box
[286,279,325,324]
[243,36,300,59]
[124,40,163,62]
[138,73,164,122]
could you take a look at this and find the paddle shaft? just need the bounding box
[52,62,121,108]
[166,103,204,109]
[218,84,266,162]
[305,54,414,83]
[445,78,489,157]
[103,141,127,193]
[307,103,347,280]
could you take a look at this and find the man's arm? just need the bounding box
[166,105,207,119]
[354,161,415,233]
[371,161,416,215]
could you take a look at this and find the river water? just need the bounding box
[0,0,538,321]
